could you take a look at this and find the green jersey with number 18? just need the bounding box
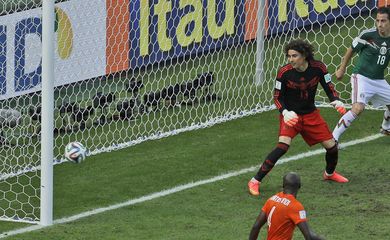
[352,28,390,79]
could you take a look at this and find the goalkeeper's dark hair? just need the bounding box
[377,6,390,20]
[284,39,315,61]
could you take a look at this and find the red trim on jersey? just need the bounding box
[327,83,339,98]
[310,60,327,73]
[274,90,282,109]
[277,64,293,79]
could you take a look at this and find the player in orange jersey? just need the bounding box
[249,172,325,240]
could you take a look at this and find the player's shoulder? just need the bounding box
[262,193,278,211]
[265,192,283,205]
[309,60,327,73]
[277,192,303,208]
[277,63,293,79]
[358,27,376,38]
[289,200,307,223]
[288,196,305,211]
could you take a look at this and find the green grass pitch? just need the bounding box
[0,5,389,240]
[0,108,389,239]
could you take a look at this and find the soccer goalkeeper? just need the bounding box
[248,39,348,196]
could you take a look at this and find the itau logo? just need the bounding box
[54,7,73,59]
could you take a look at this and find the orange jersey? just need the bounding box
[262,192,307,240]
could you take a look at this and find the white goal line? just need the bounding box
[0,105,273,182]
[0,104,382,181]
[0,133,384,239]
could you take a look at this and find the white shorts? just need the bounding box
[351,74,390,107]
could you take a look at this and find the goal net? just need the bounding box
[0,0,380,223]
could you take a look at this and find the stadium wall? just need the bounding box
[0,0,379,100]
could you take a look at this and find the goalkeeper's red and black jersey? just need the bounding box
[274,60,339,115]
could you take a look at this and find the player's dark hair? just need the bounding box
[378,7,390,20]
[284,39,315,61]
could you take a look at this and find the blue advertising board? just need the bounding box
[129,0,246,69]
[128,0,377,69]
[266,0,376,35]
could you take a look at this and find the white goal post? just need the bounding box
[40,0,54,226]
[0,0,382,225]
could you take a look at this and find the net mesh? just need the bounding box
[0,0,380,223]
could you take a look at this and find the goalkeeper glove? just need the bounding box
[282,110,298,127]
[330,100,346,115]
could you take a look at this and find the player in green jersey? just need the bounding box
[333,7,390,142]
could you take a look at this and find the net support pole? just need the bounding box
[40,0,55,226]
[255,0,265,85]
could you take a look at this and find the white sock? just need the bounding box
[382,109,390,130]
[333,110,358,141]
[324,171,333,176]
[251,177,259,183]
